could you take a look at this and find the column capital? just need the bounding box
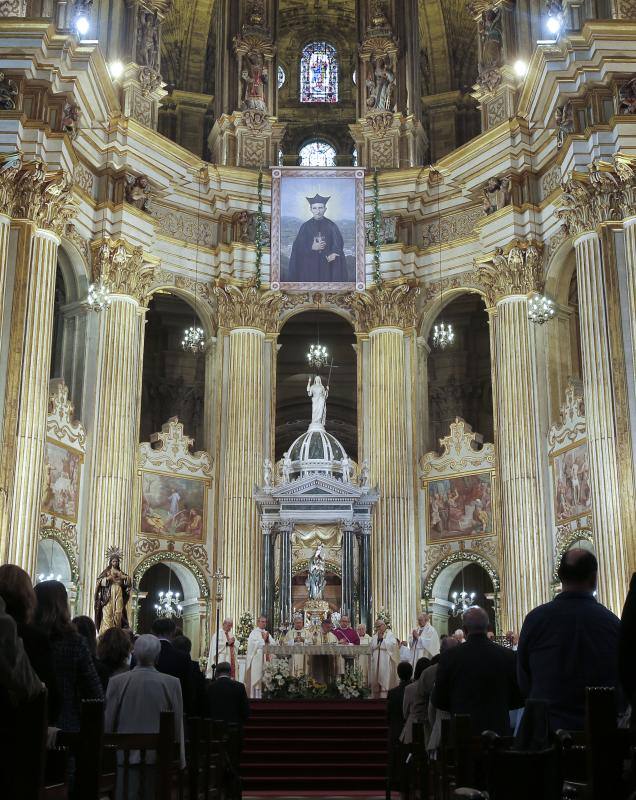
[91,237,156,305]
[213,279,287,333]
[345,280,419,333]
[472,238,543,307]
[0,153,76,236]
[557,153,636,237]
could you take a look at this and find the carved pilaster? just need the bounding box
[472,239,543,307]
[213,280,287,332]
[91,237,156,304]
[344,281,420,333]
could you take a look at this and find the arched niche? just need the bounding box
[133,551,210,657]
[552,528,594,584]
[423,291,493,450]
[140,290,214,451]
[36,533,79,615]
[276,309,357,460]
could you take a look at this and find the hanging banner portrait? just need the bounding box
[270,167,366,291]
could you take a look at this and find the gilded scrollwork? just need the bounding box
[547,381,586,452]
[133,550,210,597]
[343,281,420,332]
[139,416,212,477]
[214,279,288,333]
[47,381,87,451]
[420,417,496,478]
[423,550,500,599]
[91,236,156,304]
[472,238,543,306]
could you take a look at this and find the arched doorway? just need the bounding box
[446,562,496,633]
[36,535,78,614]
[137,563,185,635]
[276,310,357,460]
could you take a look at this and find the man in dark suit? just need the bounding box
[151,618,195,714]
[173,633,206,710]
[206,661,250,752]
[518,549,622,731]
[386,660,413,791]
[433,606,521,736]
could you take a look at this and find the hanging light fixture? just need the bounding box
[154,568,183,618]
[88,128,113,312]
[36,539,62,584]
[528,292,556,325]
[182,169,206,353]
[431,169,454,349]
[451,562,476,616]
[307,343,329,369]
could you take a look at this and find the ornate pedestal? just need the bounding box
[208,110,285,167]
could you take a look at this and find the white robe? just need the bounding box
[284,627,308,676]
[357,633,372,686]
[410,623,440,663]
[245,627,269,699]
[206,629,236,679]
[369,631,400,697]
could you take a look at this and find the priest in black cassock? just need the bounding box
[285,193,350,282]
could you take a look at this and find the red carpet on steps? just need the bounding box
[241,699,389,793]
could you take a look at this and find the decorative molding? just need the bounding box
[423,550,500,598]
[0,154,76,235]
[421,206,482,247]
[214,279,287,333]
[553,522,593,582]
[91,236,156,304]
[139,416,212,477]
[47,381,86,451]
[73,162,94,198]
[133,549,211,598]
[343,281,419,332]
[547,381,586,453]
[420,417,495,478]
[472,238,543,306]
[481,175,511,215]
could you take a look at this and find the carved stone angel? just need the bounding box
[125,174,151,212]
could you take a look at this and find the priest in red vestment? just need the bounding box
[334,615,360,645]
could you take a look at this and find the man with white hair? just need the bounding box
[245,615,271,698]
[206,617,236,679]
[284,614,309,676]
[432,607,521,736]
[369,619,400,699]
[409,612,440,664]
[105,634,186,798]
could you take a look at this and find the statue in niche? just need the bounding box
[263,458,273,488]
[282,451,292,483]
[618,77,636,115]
[136,7,159,71]
[359,459,370,487]
[482,176,512,215]
[479,7,503,71]
[306,544,327,600]
[240,50,268,112]
[125,174,151,212]
[61,102,80,139]
[555,100,574,149]
[94,548,131,634]
[366,54,396,112]
[341,455,351,483]
[0,72,18,111]
[307,375,328,426]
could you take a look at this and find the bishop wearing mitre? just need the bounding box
[284,614,309,676]
[410,612,440,665]
[245,615,271,699]
[206,617,237,679]
[369,619,400,699]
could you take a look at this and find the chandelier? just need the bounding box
[430,169,454,350]
[36,571,62,583]
[451,590,476,616]
[433,321,455,349]
[87,278,112,312]
[528,293,556,325]
[182,325,205,353]
[154,589,183,619]
[307,343,329,369]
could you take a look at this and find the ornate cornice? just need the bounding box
[472,239,543,306]
[0,153,76,235]
[91,237,156,304]
[213,279,287,333]
[557,153,636,237]
[342,281,419,333]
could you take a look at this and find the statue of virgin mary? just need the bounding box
[94,549,131,634]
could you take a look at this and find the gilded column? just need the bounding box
[214,281,286,624]
[349,283,419,639]
[474,241,552,632]
[0,159,76,573]
[85,238,155,590]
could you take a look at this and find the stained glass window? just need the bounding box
[299,141,337,167]
[300,42,338,103]
[277,65,286,89]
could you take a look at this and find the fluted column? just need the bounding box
[474,242,552,631]
[260,520,276,626]
[623,216,636,397]
[214,282,286,624]
[350,283,419,639]
[572,232,628,611]
[357,522,372,633]
[0,159,75,573]
[278,522,293,627]
[85,239,155,590]
[341,523,355,619]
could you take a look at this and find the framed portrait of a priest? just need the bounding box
[270,167,366,291]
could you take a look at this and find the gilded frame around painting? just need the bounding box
[423,468,496,545]
[41,438,84,524]
[549,439,592,525]
[139,468,210,542]
[270,166,366,292]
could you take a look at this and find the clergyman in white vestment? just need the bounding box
[410,612,440,664]
[284,616,309,676]
[206,617,237,678]
[369,619,400,699]
[245,615,271,699]
[356,624,372,686]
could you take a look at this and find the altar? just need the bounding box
[265,642,371,683]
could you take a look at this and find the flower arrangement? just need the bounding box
[262,660,331,699]
[262,657,292,697]
[376,606,392,628]
[335,667,370,700]
[236,611,254,655]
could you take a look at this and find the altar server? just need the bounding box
[245,615,271,699]
[370,619,400,699]
[284,614,309,676]
[410,612,440,664]
[206,617,237,679]
[356,623,372,686]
